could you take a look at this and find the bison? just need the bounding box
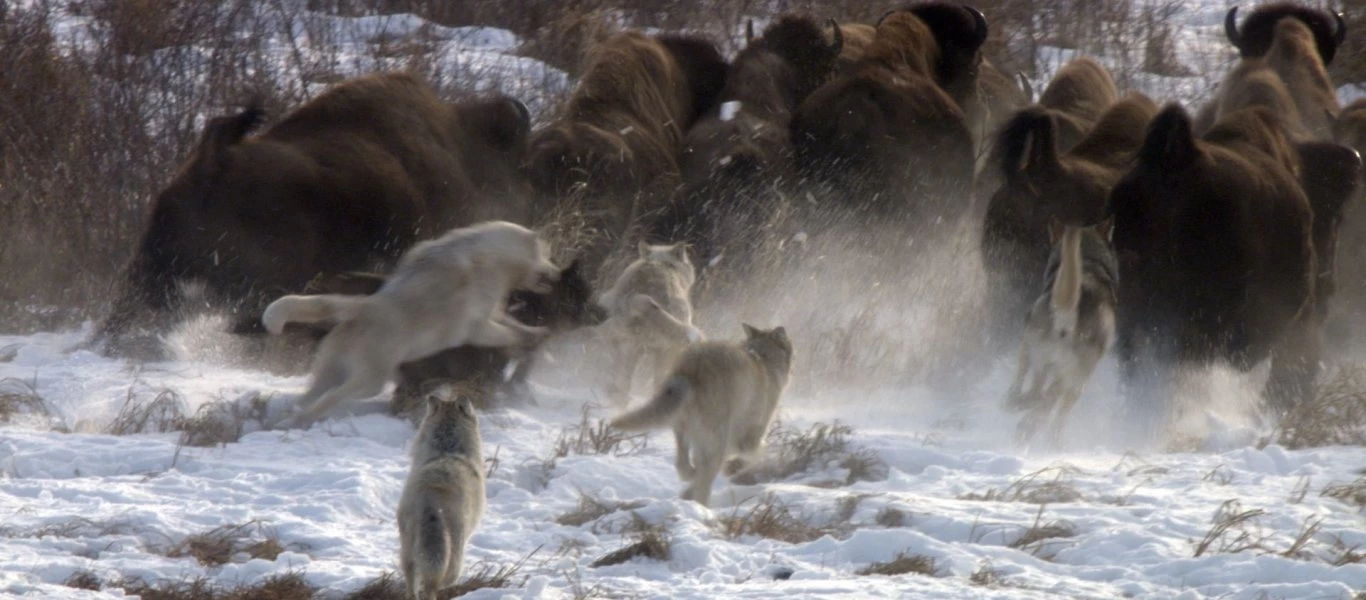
[981,92,1156,346]
[93,72,534,360]
[525,31,728,285]
[1197,3,1346,140]
[653,15,844,291]
[1109,104,1351,419]
[789,3,988,229]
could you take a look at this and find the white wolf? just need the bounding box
[1006,217,1117,446]
[610,324,793,507]
[398,388,485,600]
[596,241,699,406]
[262,221,559,429]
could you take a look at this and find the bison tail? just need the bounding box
[262,294,368,335]
[610,375,691,431]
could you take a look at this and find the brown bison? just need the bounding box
[93,72,534,360]
[1197,3,1346,140]
[525,31,727,284]
[1317,99,1366,351]
[1110,104,1353,417]
[789,3,988,227]
[654,15,844,283]
[303,260,607,412]
[981,92,1156,346]
[834,22,877,72]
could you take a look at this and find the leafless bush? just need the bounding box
[1275,364,1366,449]
[176,394,270,448]
[105,388,188,435]
[718,493,839,544]
[1322,476,1366,509]
[117,571,314,600]
[342,571,404,600]
[960,466,1083,504]
[855,551,940,577]
[0,377,52,426]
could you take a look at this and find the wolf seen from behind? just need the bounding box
[1007,217,1117,447]
[597,242,701,406]
[398,388,485,600]
[610,324,793,508]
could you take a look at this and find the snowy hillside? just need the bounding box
[3,3,1366,600]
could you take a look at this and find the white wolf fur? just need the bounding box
[1006,217,1117,446]
[398,389,485,600]
[596,241,699,406]
[610,324,793,507]
[262,221,559,429]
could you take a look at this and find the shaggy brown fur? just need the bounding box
[1110,105,1320,414]
[94,72,533,360]
[835,23,877,72]
[659,15,843,280]
[1223,3,1347,64]
[982,93,1157,346]
[1336,99,1366,153]
[789,5,985,227]
[526,31,727,285]
[964,59,1030,164]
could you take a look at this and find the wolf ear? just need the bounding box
[772,326,788,340]
[671,243,690,263]
[1047,216,1066,245]
[425,392,444,416]
[742,323,760,338]
[457,395,476,418]
[637,240,651,258]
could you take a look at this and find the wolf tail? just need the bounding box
[412,501,452,600]
[261,294,368,335]
[610,376,692,431]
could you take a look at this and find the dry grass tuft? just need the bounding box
[970,561,1005,587]
[875,506,908,528]
[730,420,888,487]
[1,516,137,540]
[118,571,315,600]
[106,388,187,435]
[855,551,940,577]
[341,571,404,600]
[164,520,299,567]
[1321,476,1366,509]
[555,494,647,528]
[960,466,1083,504]
[0,377,52,425]
[1275,364,1366,449]
[555,404,648,458]
[1008,505,1078,559]
[1192,499,1270,557]
[176,394,270,448]
[441,547,540,598]
[589,516,671,568]
[718,493,838,544]
[64,569,103,591]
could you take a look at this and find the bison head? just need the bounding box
[1224,3,1347,65]
[880,2,989,96]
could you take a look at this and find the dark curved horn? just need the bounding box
[827,18,844,56]
[510,97,531,127]
[746,19,755,44]
[876,9,896,27]
[1224,6,1242,50]
[1017,71,1034,103]
[966,5,989,47]
[1334,11,1347,46]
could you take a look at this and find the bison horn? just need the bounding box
[876,9,896,27]
[1334,11,1347,46]
[746,19,755,44]
[827,18,844,56]
[966,5,989,48]
[511,98,531,128]
[1224,7,1243,51]
[1017,71,1034,103]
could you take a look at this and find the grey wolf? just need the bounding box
[398,389,485,600]
[1006,217,1118,446]
[262,221,559,429]
[94,72,533,360]
[610,324,793,507]
[596,242,699,406]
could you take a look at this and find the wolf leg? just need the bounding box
[683,441,726,507]
[277,366,388,429]
[673,425,695,481]
[604,341,638,407]
[1047,385,1085,448]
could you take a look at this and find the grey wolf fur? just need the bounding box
[1007,217,1118,446]
[597,242,699,406]
[398,389,485,600]
[262,221,559,429]
[610,324,793,507]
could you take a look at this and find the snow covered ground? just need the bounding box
[4,2,1366,599]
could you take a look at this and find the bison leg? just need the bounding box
[1264,321,1322,416]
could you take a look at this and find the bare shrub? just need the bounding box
[63,570,103,591]
[718,493,836,544]
[555,404,648,458]
[1192,499,1270,557]
[342,571,404,600]
[106,388,187,435]
[960,466,1083,504]
[855,551,940,577]
[1008,505,1078,559]
[176,394,270,448]
[589,515,671,568]
[117,571,314,600]
[1276,364,1366,449]
[730,420,888,487]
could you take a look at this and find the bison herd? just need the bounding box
[87,2,1366,426]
